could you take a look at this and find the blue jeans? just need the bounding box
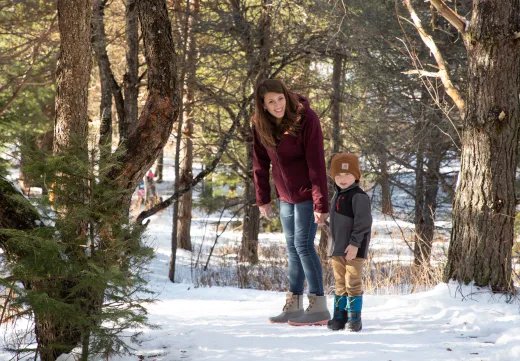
[278,199,324,296]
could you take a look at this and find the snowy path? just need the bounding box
[122,186,519,361]
[118,282,520,361]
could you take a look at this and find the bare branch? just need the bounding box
[402,69,441,77]
[135,99,247,224]
[403,0,466,115]
[429,0,467,34]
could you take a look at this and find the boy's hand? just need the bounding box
[344,244,358,260]
[314,212,329,226]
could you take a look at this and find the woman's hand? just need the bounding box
[314,212,328,226]
[259,203,275,219]
[344,244,359,260]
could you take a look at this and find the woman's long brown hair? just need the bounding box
[253,79,305,149]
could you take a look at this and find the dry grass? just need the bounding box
[190,243,446,295]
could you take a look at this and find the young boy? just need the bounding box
[327,153,372,332]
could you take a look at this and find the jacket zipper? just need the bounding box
[275,145,294,203]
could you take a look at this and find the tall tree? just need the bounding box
[404,0,520,291]
[177,0,200,252]
[35,1,92,359]
[318,52,344,261]
[239,0,273,264]
[170,0,198,281]
[1,1,179,359]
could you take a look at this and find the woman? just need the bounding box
[252,79,330,326]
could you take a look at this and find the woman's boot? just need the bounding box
[268,292,304,323]
[287,294,330,326]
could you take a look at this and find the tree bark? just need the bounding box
[445,1,520,291]
[413,120,426,268]
[413,108,444,270]
[419,142,442,267]
[53,2,91,155]
[318,52,343,261]
[170,0,191,278]
[330,53,342,154]
[177,0,200,251]
[377,139,393,216]
[177,0,199,252]
[35,1,93,359]
[92,0,113,163]
[119,0,139,142]
[240,0,272,264]
[107,0,179,198]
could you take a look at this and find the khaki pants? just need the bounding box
[330,256,365,296]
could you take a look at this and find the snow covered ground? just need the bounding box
[114,283,520,361]
[2,158,520,361]
[100,205,519,361]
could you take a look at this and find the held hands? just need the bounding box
[259,203,275,220]
[314,212,328,226]
[344,244,358,261]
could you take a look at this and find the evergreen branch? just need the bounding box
[0,281,15,325]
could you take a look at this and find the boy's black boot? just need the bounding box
[346,295,363,332]
[327,294,347,331]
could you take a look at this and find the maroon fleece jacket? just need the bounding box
[252,95,329,213]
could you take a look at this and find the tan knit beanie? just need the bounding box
[330,153,361,180]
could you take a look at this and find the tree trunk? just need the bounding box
[35,1,93,359]
[376,138,393,216]
[318,52,343,261]
[240,0,272,264]
[414,88,447,271]
[413,120,426,269]
[445,1,520,292]
[120,0,139,142]
[169,209,179,282]
[170,107,182,281]
[107,0,178,196]
[240,153,260,264]
[177,0,199,252]
[2,1,179,359]
[92,0,113,164]
[177,119,194,251]
[170,0,190,278]
[330,53,342,154]
[419,143,442,267]
[414,121,443,270]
